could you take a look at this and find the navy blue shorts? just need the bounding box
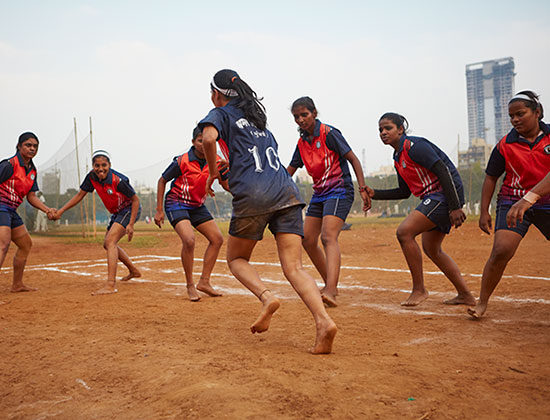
[229,205,304,241]
[107,206,141,231]
[495,202,550,240]
[416,197,453,234]
[0,209,24,229]
[165,205,213,228]
[306,196,354,221]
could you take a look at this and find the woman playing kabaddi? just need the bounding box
[199,69,337,354]
[469,91,550,319]
[287,96,370,307]
[366,113,475,307]
[0,132,54,293]
[54,150,141,295]
[154,126,229,301]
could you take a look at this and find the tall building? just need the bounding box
[466,57,515,146]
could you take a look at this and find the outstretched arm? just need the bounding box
[27,192,53,214]
[55,189,88,219]
[154,177,167,228]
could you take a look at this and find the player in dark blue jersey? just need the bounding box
[366,113,475,307]
[0,132,54,294]
[199,69,337,354]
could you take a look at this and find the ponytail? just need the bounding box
[211,69,267,131]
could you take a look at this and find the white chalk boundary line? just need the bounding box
[3,254,550,305]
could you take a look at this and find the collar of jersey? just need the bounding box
[506,121,550,145]
[301,119,322,143]
[15,151,35,172]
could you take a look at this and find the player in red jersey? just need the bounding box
[365,113,475,307]
[469,91,550,319]
[287,97,370,307]
[53,150,141,295]
[154,126,229,301]
[0,132,54,293]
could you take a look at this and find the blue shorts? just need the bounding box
[165,205,213,228]
[416,197,453,234]
[495,203,550,240]
[229,205,304,241]
[306,196,354,221]
[0,209,24,229]
[107,206,141,231]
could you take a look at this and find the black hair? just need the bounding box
[17,132,39,151]
[211,69,267,131]
[192,126,202,140]
[379,112,409,134]
[509,90,544,120]
[291,96,317,113]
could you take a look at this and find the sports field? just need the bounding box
[1,217,549,419]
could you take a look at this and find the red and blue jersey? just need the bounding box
[486,122,550,208]
[394,135,464,203]
[290,120,353,203]
[162,147,226,211]
[0,152,38,211]
[80,169,135,214]
[199,100,304,217]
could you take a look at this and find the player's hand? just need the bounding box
[360,190,371,212]
[217,159,229,177]
[506,198,531,228]
[126,224,134,242]
[154,210,164,228]
[206,173,217,197]
[449,209,466,228]
[365,185,375,198]
[478,212,492,235]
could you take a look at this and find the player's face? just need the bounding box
[509,101,540,137]
[292,106,317,135]
[378,118,403,148]
[93,156,111,181]
[193,134,205,158]
[17,138,39,161]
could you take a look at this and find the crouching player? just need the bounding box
[154,126,229,301]
[54,150,141,295]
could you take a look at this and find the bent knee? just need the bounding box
[210,234,223,249]
[489,243,517,263]
[396,227,414,243]
[180,237,195,250]
[320,234,338,248]
[422,244,442,260]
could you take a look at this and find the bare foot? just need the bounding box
[92,283,118,296]
[321,292,338,308]
[11,284,38,293]
[120,270,141,282]
[310,319,338,354]
[250,294,280,334]
[443,293,476,306]
[401,289,429,306]
[467,301,487,319]
[196,281,222,297]
[319,286,338,297]
[186,284,201,302]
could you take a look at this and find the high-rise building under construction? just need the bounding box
[465,57,515,146]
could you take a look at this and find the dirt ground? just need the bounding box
[1,218,549,419]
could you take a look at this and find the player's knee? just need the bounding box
[0,240,10,255]
[181,236,195,251]
[320,232,337,248]
[281,260,302,279]
[422,243,441,260]
[210,233,223,249]
[302,235,317,250]
[396,226,412,243]
[489,242,516,263]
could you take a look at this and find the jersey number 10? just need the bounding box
[248,145,280,173]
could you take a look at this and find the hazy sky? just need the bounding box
[1,0,549,182]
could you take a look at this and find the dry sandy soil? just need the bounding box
[1,219,549,419]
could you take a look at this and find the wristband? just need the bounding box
[523,191,541,205]
[358,186,368,192]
